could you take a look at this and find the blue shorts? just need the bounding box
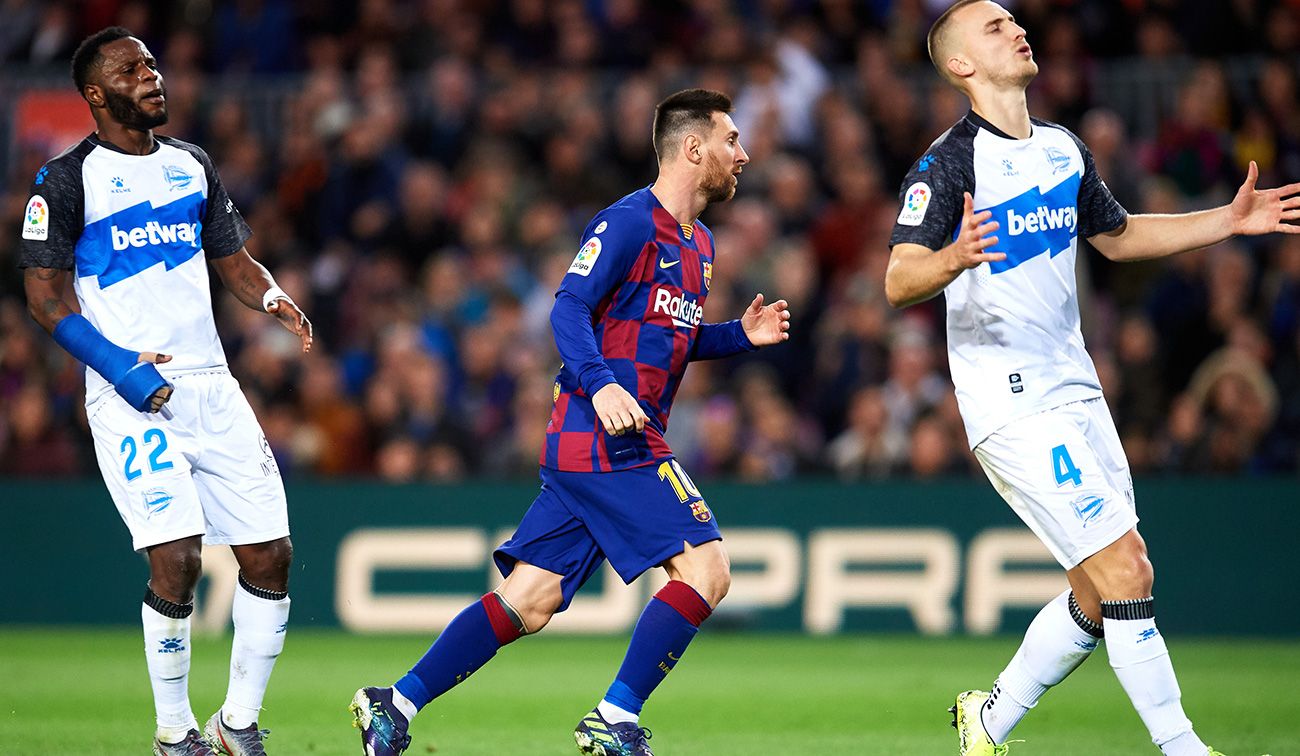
[494,460,722,611]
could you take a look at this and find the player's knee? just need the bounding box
[516,585,563,633]
[1099,549,1153,599]
[152,552,203,601]
[236,538,294,590]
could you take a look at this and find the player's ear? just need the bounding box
[947,54,974,82]
[83,83,104,108]
[684,134,703,165]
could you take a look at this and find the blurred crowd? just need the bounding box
[1,0,1300,482]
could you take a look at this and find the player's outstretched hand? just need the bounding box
[593,382,648,436]
[1230,160,1300,236]
[137,352,173,413]
[945,192,1005,270]
[268,299,314,353]
[741,293,791,347]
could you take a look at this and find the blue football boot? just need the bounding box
[349,687,412,756]
[573,708,654,756]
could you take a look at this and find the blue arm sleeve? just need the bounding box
[691,319,757,361]
[52,314,167,411]
[551,291,618,397]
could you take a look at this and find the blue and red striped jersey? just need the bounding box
[541,186,752,472]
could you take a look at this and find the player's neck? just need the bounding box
[94,123,156,156]
[968,88,1032,140]
[650,175,705,227]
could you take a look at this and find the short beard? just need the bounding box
[701,152,735,205]
[104,89,168,130]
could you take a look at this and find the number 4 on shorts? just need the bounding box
[1051,444,1082,487]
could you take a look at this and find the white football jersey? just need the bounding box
[890,113,1128,447]
[20,135,251,405]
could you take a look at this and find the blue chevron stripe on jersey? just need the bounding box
[976,174,1082,275]
[76,193,207,287]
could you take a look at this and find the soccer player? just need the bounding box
[886,3,1300,755]
[350,88,790,756]
[19,27,312,756]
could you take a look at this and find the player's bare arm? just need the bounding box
[24,266,173,412]
[739,293,791,346]
[592,383,648,436]
[885,192,1005,308]
[1090,161,1300,262]
[210,248,313,353]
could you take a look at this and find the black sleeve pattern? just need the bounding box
[1067,130,1128,238]
[17,143,91,270]
[888,126,974,251]
[162,137,252,258]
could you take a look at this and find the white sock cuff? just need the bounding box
[996,668,1049,708]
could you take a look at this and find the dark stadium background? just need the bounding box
[0,0,1298,483]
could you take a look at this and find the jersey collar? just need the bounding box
[88,132,161,156]
[965,110,1031,141]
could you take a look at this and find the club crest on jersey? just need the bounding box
[897,182,931,226]
[1044,146,1073,174]
[702,261,713,291]
[162,165,194,190]
[569,237,602,276]
[690,500,712,522]
[22,195,48,240]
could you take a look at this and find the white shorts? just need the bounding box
[88,371,289,552]
[973,397,1138,569]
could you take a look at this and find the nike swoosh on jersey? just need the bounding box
[659,258,680,269]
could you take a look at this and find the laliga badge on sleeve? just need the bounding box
[896,182,932,227]
[569,237,602,276]
[22,195,49,241]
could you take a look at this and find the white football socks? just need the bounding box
[1102,598,1204,756]
[983,590,1102,744]
[142,594,198,742]
[597,699,639,725]
[221,577,291,730]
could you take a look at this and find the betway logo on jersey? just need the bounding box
[980,175,1082,275]
[1006,205,1076,237]
[77,194,207,288]
[654,287,703,329]
[111,221,200,251]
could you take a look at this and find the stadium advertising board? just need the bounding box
[2,479,1295,635]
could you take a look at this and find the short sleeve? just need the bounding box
[1073,137,1128,238]
[197,150,252,258]
[556,208,652,311]
[163,139,252,258]
[18,156,84,270]
[888,140,972,251]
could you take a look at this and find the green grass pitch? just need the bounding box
[0,628,1296,755]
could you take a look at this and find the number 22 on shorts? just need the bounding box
[1051,444,1082,487]
[121,428,175,481]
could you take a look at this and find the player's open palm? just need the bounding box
[1230,160,1300,236]
[268,299,314,353]
[741,293,791,346]
[593,382,648,436]
[137,351,173,413]
[947,192,1006,270]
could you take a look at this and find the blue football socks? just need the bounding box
[603,581,713,716]
[394,594,524,711]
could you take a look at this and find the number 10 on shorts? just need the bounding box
[1052,444,1082,487]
